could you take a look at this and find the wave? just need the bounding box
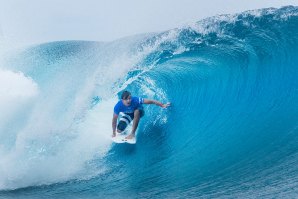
[0,5,297,198]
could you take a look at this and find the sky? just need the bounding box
[0,0,297,45]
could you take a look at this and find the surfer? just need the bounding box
[112,91,170,139]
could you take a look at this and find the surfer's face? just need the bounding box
[122,96,132,106]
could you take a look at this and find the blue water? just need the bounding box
[0,6,298,198]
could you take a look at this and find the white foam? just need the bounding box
[0,69,38,98]
[0,97,116,190]
[0,69,38,132]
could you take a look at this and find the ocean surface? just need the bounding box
[0,6,297,198]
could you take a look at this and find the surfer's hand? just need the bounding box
[162,102,171,108]
[112,133,116,137]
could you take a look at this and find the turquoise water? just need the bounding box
[0,6,298,198]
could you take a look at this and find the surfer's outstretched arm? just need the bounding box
[112,113,118,137]
[143,99,171,108]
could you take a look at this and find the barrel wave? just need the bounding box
[0,6,298,198]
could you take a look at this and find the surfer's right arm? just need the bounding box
[112,113,118,137]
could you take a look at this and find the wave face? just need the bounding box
[0,6,298,198]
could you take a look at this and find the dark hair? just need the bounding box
[121,91,131,99]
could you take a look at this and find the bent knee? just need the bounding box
[134,109,140,115]
[134,108,144,118]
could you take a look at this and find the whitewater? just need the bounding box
[0,6,298,198]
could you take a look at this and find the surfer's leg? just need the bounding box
[132,109,140,134]
[125,109,140,139]
[117,114,133,133]
[139,106,145,118]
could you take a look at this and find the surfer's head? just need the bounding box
[121,91,132,106]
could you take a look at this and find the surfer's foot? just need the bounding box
[125,134,135,139]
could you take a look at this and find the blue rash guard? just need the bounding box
[114,97,144,115]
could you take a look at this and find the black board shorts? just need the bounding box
[117,107,144,131]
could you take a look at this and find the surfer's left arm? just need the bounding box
[143,99,171,108]
[112,113,118,137]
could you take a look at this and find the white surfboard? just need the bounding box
[112,133,136,144]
